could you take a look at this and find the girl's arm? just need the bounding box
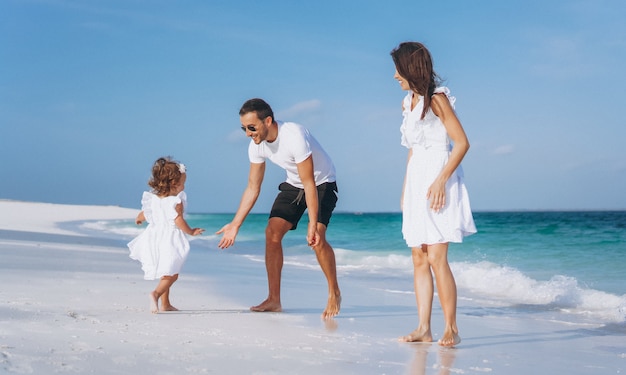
[428,93,470,212]
[174,203,205,236]
[135,211,146,225]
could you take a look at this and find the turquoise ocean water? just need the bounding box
[100,210,626,326]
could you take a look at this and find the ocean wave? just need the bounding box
[453,261,626,323]
[334,248,413,275]
[333,250,626,324]
[78,219,221,243]
[78,219,139,237]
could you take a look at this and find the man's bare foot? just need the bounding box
[160,305,179,312]
[321,294,341,320]
[438,332,461,347]
[324,318,338,332]
[250,299,282,312]
[399,327,433,343]
[149,292,159,314]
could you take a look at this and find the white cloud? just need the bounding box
[493,144,515,155]
[226,129,247,143]
[276,99,322,119]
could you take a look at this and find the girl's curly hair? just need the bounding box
[148,156,183,196]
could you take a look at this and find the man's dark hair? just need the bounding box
[239,98,275,122]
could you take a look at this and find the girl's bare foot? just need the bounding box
[399,327,433,343]
[438,331,461,347]
[149,292,159,314]
[160,305,179,312]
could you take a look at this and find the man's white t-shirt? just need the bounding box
[248,121,336,189]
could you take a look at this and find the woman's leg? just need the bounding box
[400,245,434,342]
[427,243,460,346]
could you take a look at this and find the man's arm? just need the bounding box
[296,155,320,247]
[217,162,265,249]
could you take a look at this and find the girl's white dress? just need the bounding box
[128,191,190,280]
[400,87,477,247]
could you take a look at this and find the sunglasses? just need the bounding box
[241,125,258,132]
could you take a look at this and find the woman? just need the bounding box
[391,42,477,346]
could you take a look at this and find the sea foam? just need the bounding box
[335,250,626,324]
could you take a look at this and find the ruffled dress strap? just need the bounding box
[400,91,422,149]
[433,86,456,108]
[161,193,183,222]
[177,191,188,215]
[140,191,155,223]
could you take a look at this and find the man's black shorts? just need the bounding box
[269,181,338,230]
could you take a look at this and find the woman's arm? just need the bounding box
[428,93,470,211]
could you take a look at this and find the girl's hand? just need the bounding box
[190,228,205,236]
[135,211,146,225]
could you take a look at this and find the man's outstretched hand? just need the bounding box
[216,223,238,249]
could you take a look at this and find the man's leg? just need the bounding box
[311,224,341,319]
[250,217,292,312]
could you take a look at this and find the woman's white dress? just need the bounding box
[128,191,190,280]
[400,87,477,247]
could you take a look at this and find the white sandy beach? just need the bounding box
[1,200,624,374]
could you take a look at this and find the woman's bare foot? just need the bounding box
[438,331,461,347]
[250,298,282,312]
[321,294,341,320]
[399,327,433,343]
[149,292,159,314]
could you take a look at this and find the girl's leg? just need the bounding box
[427,243,461,346]
[159,274,179,311]
[400,245,434,342]
[149,274,178,314]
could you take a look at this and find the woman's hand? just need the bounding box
[427,178,447,212]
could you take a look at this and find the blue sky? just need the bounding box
[2,0,625,213]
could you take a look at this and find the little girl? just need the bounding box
[128,157,205,313]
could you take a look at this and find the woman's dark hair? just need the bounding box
[148,156,182,196]
[391,42,441,120]
[239,98,275,122]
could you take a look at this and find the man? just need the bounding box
[217,98,341,320]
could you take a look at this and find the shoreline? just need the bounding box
[1,200,625,374]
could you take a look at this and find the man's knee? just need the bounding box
[265,220,291,243]
[265,228,283,244]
